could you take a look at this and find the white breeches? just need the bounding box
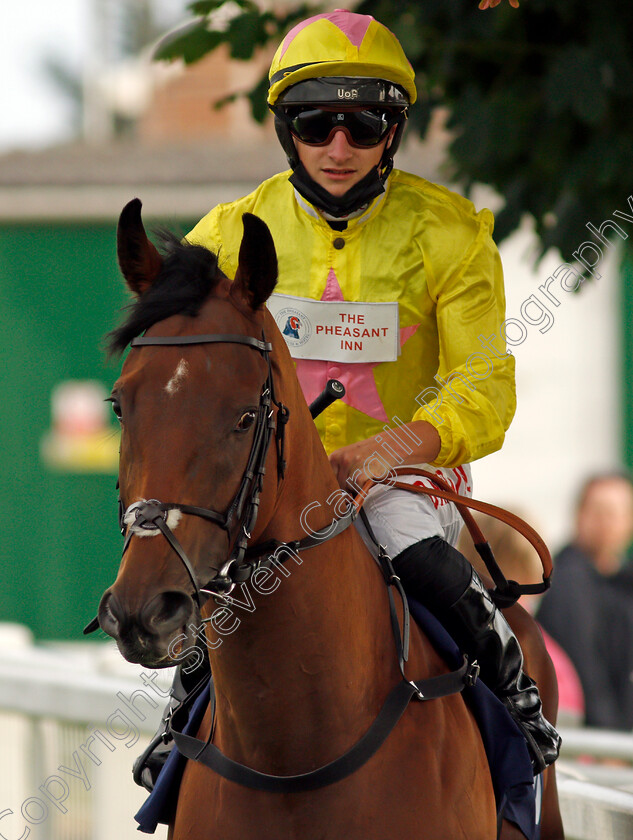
[356,464,473,558]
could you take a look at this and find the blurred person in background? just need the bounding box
[458,511,585,727]
[537,472,633,730]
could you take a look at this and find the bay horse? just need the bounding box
[97,199,564,839]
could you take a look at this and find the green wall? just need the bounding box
[0,218,189,639]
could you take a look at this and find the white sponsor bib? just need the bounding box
[268,293,399,363]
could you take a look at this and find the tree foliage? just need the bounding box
[155,0,633,267]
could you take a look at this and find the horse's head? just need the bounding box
[98,199,279,666]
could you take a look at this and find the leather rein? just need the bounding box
[358,468,553,607]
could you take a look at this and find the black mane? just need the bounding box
[108,233,224,355]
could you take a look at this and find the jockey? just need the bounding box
[187,9,560,773]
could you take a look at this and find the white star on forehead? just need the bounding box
[165,359,189,396]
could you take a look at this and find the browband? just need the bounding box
[131,334,272,352]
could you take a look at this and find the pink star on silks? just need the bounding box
[294,269,420,422]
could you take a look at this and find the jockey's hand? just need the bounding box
[329,437,387,493]
[478,0,519,7]
[328,421,442,493]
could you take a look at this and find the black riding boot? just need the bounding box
[392,537,561,774]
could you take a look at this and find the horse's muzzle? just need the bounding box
[98,587,198,667]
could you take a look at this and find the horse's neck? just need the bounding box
[205,324,404,767]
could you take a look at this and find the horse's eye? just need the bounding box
[107,397,123,422]
[236,410,257,432]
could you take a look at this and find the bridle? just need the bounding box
[83,324,357,636]
[117,331,290,609]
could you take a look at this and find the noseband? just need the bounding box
[118,331,289,608]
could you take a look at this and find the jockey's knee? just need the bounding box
[392,537,473,609]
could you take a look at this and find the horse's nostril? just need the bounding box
[141,591,195,635]
[98,591,124,637]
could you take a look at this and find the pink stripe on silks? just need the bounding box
[280,10,374,58]
[280,14,329,58]
[294,356,390,423]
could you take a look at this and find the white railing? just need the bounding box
[559,726,633,764]
[555,724,633,838]
[0,626,168,840]
[557,773,633,840]
[3,625,633,839]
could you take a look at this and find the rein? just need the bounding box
[354,468,553,607]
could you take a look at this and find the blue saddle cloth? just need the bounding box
[135,599,539,839]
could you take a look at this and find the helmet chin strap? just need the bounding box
[289,160,391,218]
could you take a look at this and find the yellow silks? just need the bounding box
[187,170,516,468]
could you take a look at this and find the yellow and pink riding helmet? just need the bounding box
[267,9,417,215]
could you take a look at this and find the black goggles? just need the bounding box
[283,108,400,148]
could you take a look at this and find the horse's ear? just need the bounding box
[117,198,162,296]
[230,213,278,311]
